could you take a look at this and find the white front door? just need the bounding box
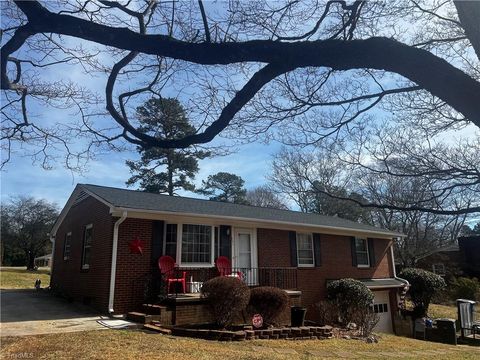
[233,228,257,285]
[372,290,393,333]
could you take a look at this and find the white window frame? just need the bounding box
[432,263,446,276]
[176,223,215,267]
[296,232,314,267]
[81,224,93,270]
[355,237,370,268]
[63,231,72,260]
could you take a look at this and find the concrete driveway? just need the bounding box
[0,289,106,337]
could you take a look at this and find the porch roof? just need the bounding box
[75,184,403,238]
[359,278,408,289]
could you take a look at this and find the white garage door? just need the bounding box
[372,290,393,333]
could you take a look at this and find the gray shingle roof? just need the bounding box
[80,183,402,237]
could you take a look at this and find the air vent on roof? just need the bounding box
[72,190,89,207]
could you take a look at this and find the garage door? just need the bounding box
[372,290,393,333]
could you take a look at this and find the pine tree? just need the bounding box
[126,98,210,195]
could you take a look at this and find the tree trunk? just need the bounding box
[26,251,36,270]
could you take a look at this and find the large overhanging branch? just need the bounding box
[3,0,480,150]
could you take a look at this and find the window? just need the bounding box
[432,263,446,276]
[297,233,314,267]
[63,232,72,260]
[164,224,177,259]
[81,224,93,270]
[355,238,370,267]
[371,303,388,313]
[181,224,212,264]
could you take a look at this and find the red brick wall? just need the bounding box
[50,197,114,312]
[113,218,154,314]
[257,228,395,320]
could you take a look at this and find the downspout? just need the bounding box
[109,211,128,314]
[390,239,409,287]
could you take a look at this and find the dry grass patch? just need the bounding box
[1,329,479,360]
[0,267,50,289]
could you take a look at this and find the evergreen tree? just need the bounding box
[198,172,247,203]
[126,98,210,195]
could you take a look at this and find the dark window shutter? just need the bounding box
[219,225,232,259]
[289,231,298,267]
[368,238,376,267]
[151,220,164,271]
[351,237,358,267]
[313,233,322,267]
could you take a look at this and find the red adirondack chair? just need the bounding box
[215,256,243,279]
[158,255,186,294]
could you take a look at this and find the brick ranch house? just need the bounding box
[50,184,408,333]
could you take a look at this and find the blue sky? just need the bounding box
[1,141,281,208]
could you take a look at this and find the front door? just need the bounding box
[233,228,257,285]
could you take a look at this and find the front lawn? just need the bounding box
[0,267,50,289]
[1,329,479,360]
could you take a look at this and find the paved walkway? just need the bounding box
[1,289,106,337]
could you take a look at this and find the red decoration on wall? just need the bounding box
[129,237,144,255]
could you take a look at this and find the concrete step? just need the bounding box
[127,311,162,324]
[142,303,168,315]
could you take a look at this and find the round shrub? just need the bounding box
[327,278,374,325]
[201,276,250,328]
[451,277,480,301]
[247,286,289,326]
[399,268,446,317]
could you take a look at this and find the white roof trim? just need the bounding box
[50,185,113,236]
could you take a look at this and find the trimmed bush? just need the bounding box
[314,300,339,326]
[327,278,374,323]
[247,286,289,326]
[399,268,446,318]
[451,277,480,301]
[201,276,250,328]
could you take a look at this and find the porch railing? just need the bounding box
[164,266,298,298]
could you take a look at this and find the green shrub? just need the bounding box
[201,276,250,328]
[327,278,374,325]
[451,277,480,301]
[247,286,289,326]
[399,268,446,318]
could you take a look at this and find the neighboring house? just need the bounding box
[50,184,407,333]
[34,254,52,268]
[415,244,462,278]
[458,235,480,278]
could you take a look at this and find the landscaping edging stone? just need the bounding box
[170,325,333,341]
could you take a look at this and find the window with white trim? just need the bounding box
[81,224,93,270]
[355,237,370,267]
[297,233,314,267]
[181,224,212,264]
[432,263,446,276]
[63,232,72,260]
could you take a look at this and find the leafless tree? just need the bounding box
[245,185,289,210]
[1,1,479,214]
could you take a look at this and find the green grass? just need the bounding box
[1,329,479,360]
[0,267,50,289]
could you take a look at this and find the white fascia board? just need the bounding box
[110,207,404,239]
[50,185,114,236]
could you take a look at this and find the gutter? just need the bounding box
[108,211,128,314]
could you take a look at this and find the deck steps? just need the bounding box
[142,303,169,315]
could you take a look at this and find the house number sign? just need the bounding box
[252,314,263,328]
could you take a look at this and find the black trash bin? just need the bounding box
[291,306,307,327]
